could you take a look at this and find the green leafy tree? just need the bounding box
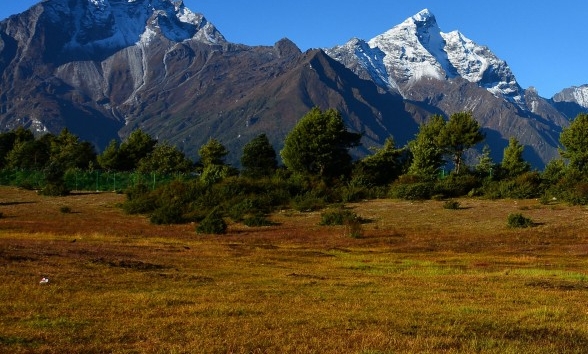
[137,143,193,174]
[407,114,446,180]
[0,131,17,169]
[50,128,96,170]
[353,137,405,186]
[280,107,361,179]
[560,113,588,174]
[0,127,36,169]
[439,111,485,174]
[5,138,51,170]
[97,130,156,171]
[501,137,530,178]
[119,129,157,170]
[241,133,277,178]
[97,139,124,171]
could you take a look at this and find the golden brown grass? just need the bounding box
[1,186,588,353]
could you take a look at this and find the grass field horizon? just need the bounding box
[1,186,588,353]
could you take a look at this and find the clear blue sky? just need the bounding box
[1,0,586,98]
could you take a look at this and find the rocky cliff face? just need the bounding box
[0,3,582,167]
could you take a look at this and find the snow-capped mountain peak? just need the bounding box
[326,9,524,104]
[41,0,225,58]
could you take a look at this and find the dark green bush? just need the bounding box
[442,200,460,210]
[389,182,434,200]
[39,183,70,196]
[59,206,72,214]
[435,173,480,198]
[122,193,158,214]
[243,215,274,227]
[291,192,327,212]
[507,213,533,228]
[196,210,227,235]
[320,206,361,226]
[150,204,184,225]
[498,172,543,199]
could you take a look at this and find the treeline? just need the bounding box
[2,108,588,231]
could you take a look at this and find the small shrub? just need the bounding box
[344,219,363,239]
[507,213,533,228]
[291,192,327,212]
[442,200,460,210]
[196,210,227,235]
[320,207,361,226]
[243,215,274,227]
[0,212,4,219]
[59,206,72,214]
[150,205,184,225]
[435,173,481,198]
[389,182,434,200]
[39,183,70,196]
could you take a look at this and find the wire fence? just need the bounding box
[0,169,195,192]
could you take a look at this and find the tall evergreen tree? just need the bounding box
[241,134,277,178]
[501,137,530,178]
[407,114,446,180]
[560,113,588,174]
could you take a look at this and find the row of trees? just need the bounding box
[2,107,588,213]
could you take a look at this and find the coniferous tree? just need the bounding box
[137,143,193,174]
[241,133,277,178]
[354,137,405,186]
[475,145,496,178]
[280,107,361,179]
[407,114,446,180]
[560,113,588,174]
[501,137,530,178]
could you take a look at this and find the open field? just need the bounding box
[1,186,588,353]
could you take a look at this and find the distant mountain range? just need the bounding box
[1,0,587,167]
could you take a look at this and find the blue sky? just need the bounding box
[1,1,586,98]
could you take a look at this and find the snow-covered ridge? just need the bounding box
[326,9,524,104]
[44,0,225,53]
[553,85,588,109]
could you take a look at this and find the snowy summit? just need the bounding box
[327,9,524,104]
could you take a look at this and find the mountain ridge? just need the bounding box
[0,1,586,168]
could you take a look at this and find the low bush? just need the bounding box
[150,204,184,225]
[507,213,533,228]
[435,173,480,198]
[389,182,434,200]
[320,206,361,226]
[39,183,70,196]
[59,206,72,214]
[243,215,274,227]
[196,209,227,235]
[442,200,460,210]
[291,192,327,212]
[345,219,363,239]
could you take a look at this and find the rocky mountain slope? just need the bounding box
[326,9,575,166]
[0,1,585,167]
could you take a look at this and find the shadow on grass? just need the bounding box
[0,201,37,206]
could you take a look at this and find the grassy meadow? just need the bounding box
[1,186,588,353]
